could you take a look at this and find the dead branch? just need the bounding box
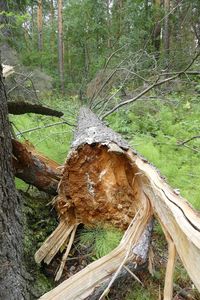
[101,51,200,120]
[179,135,200,145]
[8,101,63,117]
[89,56,130,107]
[12,139,61,195]
[16,120,75,137]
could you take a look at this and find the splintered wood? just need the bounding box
[56,144,142,229]
[35,108,200,300]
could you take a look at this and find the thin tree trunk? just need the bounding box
[163,0,170,58]
[106,0,111,48]
[58,0,64,94]
[37,0,43,52]
[153,0,161,59]
[0,0,11,37]
[50,0,55,51]
[0,64,27,299]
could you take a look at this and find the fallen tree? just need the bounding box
[33,108,200,300]
[12,139,61,195]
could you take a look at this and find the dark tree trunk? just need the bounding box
[0,0,11,37]
[0,65,28,298]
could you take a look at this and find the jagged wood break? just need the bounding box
[12,139,61,195]
[35,108,200,300]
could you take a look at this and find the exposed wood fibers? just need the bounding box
[56,144,142,229]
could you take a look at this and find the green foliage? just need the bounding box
[108,91,200,210]
[79,226,123,259]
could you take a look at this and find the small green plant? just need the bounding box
[79,226,123,259]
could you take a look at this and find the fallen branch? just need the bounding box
[8,101,63,117]
[12,139,61,195]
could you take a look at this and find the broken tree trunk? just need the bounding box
[35,108,153,298]
[12,139,61,195]
[36,108,200,300]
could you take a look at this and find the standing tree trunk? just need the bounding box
[0,65,27,299]
[106,0,111,48]
[0,0,11,37]
[153,0,161,59]
[37,0,43,52]
[58,0,64,94]
[50,0,55,51]
[163,0,170,59]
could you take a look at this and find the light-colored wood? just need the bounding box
[55,224,78,281]
[40,197,152,299]
[161,224,176,300]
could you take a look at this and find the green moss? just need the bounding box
[22,191,57,298]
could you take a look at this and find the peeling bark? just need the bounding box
[12,139,61,195]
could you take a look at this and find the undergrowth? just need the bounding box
[108,90,200,210]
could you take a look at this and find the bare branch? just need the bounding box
[103,44,128,70]
[89,56,129,107]
[101,51,200,120]
[16,120,75,137]
[178,135,200,146]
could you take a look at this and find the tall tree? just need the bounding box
[163,0,170,58]
[58,0,64,93]
[0,65,27,299]
[0,0,10,37]
[153,0,162,58]
[50,0,55,50]
[37,0,43,51]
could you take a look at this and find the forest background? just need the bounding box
[1,0,200,299]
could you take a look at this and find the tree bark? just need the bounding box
[0,0,11,37]
[163,0,170,59]
[153,0,161,58]
[37,0,43,52]
[0,65,27,299]
[58,0,64,93]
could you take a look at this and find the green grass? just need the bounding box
[79,226,123,259]
[108,92,200,210]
